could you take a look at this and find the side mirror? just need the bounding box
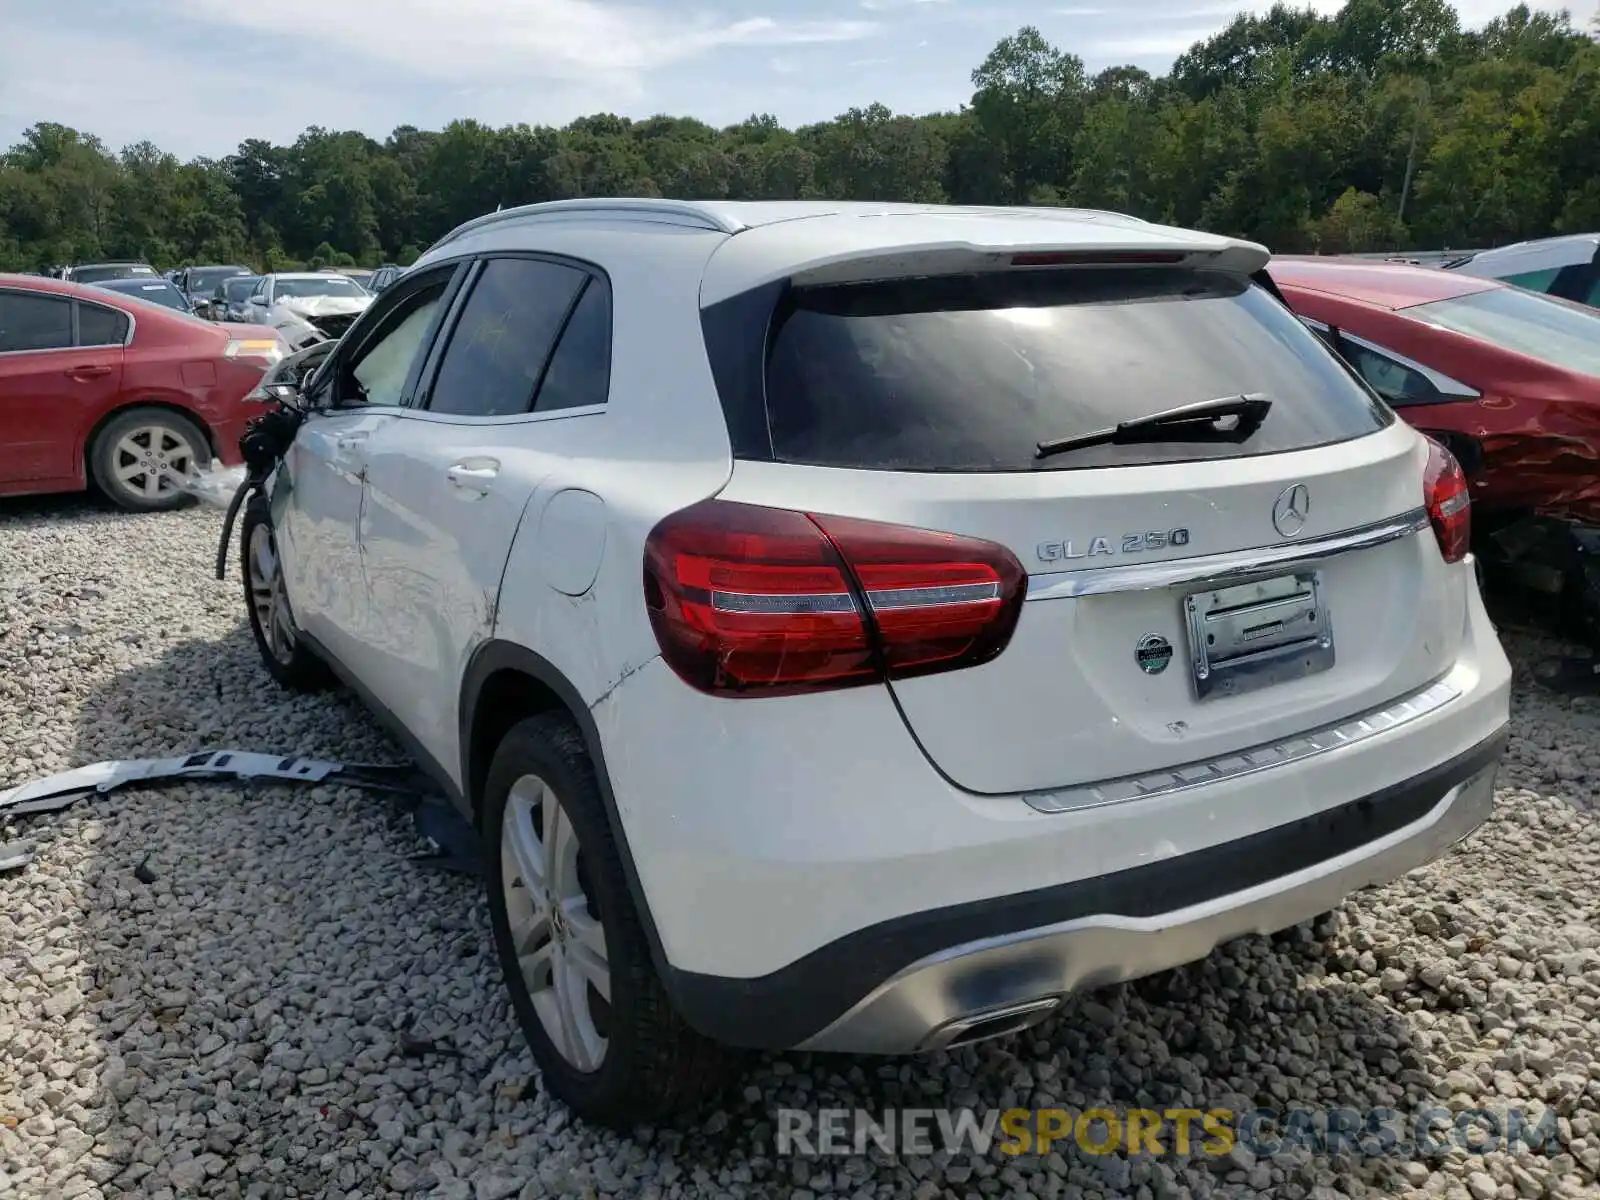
[250,295,268,307]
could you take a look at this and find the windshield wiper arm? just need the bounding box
[1035,393,1273,460]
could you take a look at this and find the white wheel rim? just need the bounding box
[111,424,198,498]
[501,774,611,1072]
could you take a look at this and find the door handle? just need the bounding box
[335,433,369,452]
[66,365,113,379]
[446,463,499,491]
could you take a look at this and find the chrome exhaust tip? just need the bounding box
[920,996,1062,1052]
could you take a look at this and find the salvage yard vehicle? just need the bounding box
[234,199,1512,1129]
[212,275,262,323]
[90,276,197,316]
[241,272,372,350]
[176,264,254,320]
[1268,258,1600,643]
[0,273,283,511]
[63,261,158,285]
[1445,233,1600,309]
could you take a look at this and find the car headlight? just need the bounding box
[226,338,285,366]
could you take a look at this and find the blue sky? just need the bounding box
[1,0,1594,160]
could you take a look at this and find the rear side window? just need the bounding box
[428,258,587,418]
[532,276,611,411]
[760,268,1392,472]
[0,292,73,352]
[1500,268,1560,293]
[79,303,131,345]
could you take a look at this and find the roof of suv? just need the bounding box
[426,198,1269,307]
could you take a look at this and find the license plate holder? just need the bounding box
[1184,571,1334,701]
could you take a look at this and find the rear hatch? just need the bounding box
[701,221,1464,796]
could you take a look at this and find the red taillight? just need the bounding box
[643,500,1027,696]
[1010,250,1186,268]
[1423,437,1471,564]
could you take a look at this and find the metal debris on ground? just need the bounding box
[0,839,37,873]
[0,750,483,877]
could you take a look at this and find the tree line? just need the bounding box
[1,0,1596,274]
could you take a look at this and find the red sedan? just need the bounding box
[1267,257,1600,637]
[0,273,283,511]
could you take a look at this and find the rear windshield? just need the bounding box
[70,265,151,284]
[1413,287,1600,379]
[762,268,1392,471]
[188,266,251,292]
[102,281,188,310]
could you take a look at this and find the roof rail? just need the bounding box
[430,199,740,251]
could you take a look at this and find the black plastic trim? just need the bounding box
[664,727,1508,1050]
[699,279,785,460]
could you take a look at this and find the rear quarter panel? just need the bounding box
[441,223,737,729]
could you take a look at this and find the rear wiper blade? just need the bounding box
[1035,393,1273,460]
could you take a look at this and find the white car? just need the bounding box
[1445,233,1600,308]
[243,271,373,350]
[239,199,1512,1128]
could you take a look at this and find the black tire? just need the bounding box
[484,712,729,1129]
[89,406,211,512]
[239,494,333,691]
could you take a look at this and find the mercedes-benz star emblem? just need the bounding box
[1271,483,1311,538]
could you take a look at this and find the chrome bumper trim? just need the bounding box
[1026,508,1431,600]
[1024,676,1463,814]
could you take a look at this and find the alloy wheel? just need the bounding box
[247,523,298,665]
[500,773,612,1072]
[111,425,198,499]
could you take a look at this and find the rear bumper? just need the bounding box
[601,566,1512,1052]
[789,732,1501,1053]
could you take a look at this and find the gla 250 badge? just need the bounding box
[1037,528,1191,564]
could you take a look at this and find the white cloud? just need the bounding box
[174,0,877,84]
[859,0,952,9]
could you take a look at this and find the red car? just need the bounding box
[1266,258,1600,625]
[0,274,283,511]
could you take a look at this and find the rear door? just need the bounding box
[0,289,125,487]
[357,254,611,773]
[711,262,1461,796]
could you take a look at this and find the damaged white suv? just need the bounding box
[240,199,1512,1129]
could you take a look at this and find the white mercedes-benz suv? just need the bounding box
[239,199,1512,1129]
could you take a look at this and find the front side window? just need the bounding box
[340,280,452,407]
[1414,287,1600,379]
[762,267,1392,472]
[427,258,588,418]
[0,292,73,352]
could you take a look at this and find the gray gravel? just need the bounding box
[3,498,1599,1200]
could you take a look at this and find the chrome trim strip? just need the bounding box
[1023,676,1463,814]
[1026,508,1430,600]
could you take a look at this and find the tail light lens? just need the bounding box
[643,499,1027,696]
[1423,437,1471,564]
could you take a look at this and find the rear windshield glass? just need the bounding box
[70,265,148,284]
[763,268,1392,471]
[1413,287,1600,379]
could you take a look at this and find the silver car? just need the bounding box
[243,272,374,349]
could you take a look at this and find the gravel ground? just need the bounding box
[2,498,1599,1200]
